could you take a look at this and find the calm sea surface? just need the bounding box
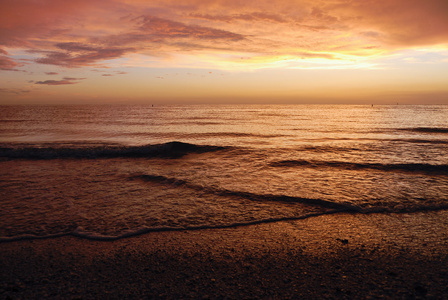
[1,104,447,240]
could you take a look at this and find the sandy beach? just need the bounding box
[1,211,448,299]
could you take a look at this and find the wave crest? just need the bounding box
[270,160,448,175]
[133,174,358,211]
[0,141,227,160]
[401,127,448,134]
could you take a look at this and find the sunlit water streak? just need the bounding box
[1,105,447,241]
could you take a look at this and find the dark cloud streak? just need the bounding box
[34,44,134,67]
[0,88,30,95]
[138,16,244,41]
[100,15,245,53]
[31,15,245,68]
[35,77,86,85]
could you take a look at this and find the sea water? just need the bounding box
[1,104,447,241]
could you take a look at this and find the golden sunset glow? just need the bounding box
[1,0,448,104]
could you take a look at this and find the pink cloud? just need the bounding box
[0,47,22,71]
[0,0,113,47]
[0,55,21,71]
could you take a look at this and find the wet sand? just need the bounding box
[1,211,448,299]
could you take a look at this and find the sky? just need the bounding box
[1,0,448,104]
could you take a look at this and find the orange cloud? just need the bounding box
[0,0,447,71]
[189,12,287,24]
[330,0,448,47]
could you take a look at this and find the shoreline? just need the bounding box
[1,211,448,299]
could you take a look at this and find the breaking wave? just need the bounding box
[132,174,359,211]
[401,127,448,134]
[270,160,448,175]
[0,141,227,160]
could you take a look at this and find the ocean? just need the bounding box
[1,104,447,241]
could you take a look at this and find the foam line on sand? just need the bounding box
[1,211,448,299]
